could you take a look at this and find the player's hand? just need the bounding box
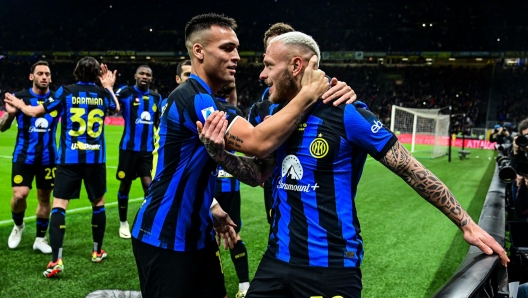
[211,204,237,250]
[3,93,24,110]
[322,77,357,106]
[197,111,228,162]
[299,55,327,103]
[3,96,18,114]
[99,63,117,89]
[461,221,509,267]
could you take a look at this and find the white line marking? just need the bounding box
[0,197,144,226]
[0,156,117,168]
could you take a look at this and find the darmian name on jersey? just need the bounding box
[71,141,101,150]
[72,96,103,105]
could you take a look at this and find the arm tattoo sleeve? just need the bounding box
[0,113,14,132]
[216,152,275,187]
[379,141,472,229]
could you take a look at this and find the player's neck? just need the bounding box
[32,86,49,96]
[135,84,149,93]
[192,69,223,95]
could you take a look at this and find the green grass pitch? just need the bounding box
[0,124,496,297]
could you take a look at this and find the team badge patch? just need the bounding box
[13,175,23,184]
[310,134,329,158]
[118,171,126,179]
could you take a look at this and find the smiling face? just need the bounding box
[134,66,153,91]
[30,65,51,91]
[260,41,301,104]
[192,25,240,92]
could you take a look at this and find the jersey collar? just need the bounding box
[133,85,150,95]
[190,74,212,95]
[28,88,51,98]
[77,81,96,86]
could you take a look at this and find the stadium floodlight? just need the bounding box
[390,105,450,158]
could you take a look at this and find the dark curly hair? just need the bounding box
[73,56,100,82]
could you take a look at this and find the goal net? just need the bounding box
[390,105,450,158]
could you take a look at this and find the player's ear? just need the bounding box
[193,43,204,60]
[176,75,181,84]
[291,56,303,77]
[29,73,34,81]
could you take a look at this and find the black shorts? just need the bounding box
[132,238,226,298]
[215,190,241,233]
[53,164,106,202]
[11,163,56,189]
[246,254,362,298]
[116,150,152,181]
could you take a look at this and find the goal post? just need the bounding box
[390,105,450,158]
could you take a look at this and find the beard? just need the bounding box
[34,79,48,91]
[269,69,300,104]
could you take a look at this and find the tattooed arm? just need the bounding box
[0,103,16,132]
[379,141,510,267]
[197,113,276,187]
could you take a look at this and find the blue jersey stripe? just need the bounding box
[133,75,238,251]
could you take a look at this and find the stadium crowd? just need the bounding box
[2,60,524,132]
[1,1,528,52]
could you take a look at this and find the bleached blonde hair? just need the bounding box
[267,31,321,67]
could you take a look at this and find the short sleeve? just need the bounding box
[43,86,64,113]
[344,103,397,160]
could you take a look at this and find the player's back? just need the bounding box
[49,82,116,164]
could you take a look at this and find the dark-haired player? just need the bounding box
[176,59,192,85]
[5,56,120,278]
[1,61,57,254]
[114,65,161,239]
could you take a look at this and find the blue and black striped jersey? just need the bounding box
[115,86,161,152]
[43,82,117,165]
[266,102,397,268]
[247,99,278,127]
[11,89,58,166]
[215,97,243,193]
[132,74,239,251]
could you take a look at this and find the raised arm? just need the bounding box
[197,112,276,187]
[379,141,509,267]
[223,55,327,158]
[99,64,120,113]
[4,93,46,117]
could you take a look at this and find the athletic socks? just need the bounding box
[49,208,66,262]
[11,211,24,226]
[117,192,129,222]
[92,205,106,254]
[230,240,250,283]
[36,218,50,238]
